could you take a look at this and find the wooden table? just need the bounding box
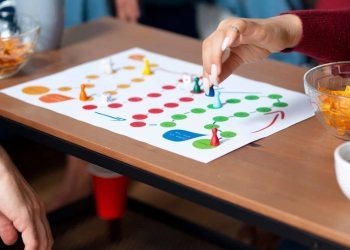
[1,18,349,250]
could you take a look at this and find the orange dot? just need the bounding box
[85,84,95,88]
[86,75,99,79]
[123,66,135,70]
[22,86,50,95]
[149,63,159,67]
[132,78,144,83]
[129,54,144,61]
[117,84,130,89]
[104,91,117,95]
[58,87,72,91]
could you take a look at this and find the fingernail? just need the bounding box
[221,37,230,51]
[209,74,218,86]
[203,77,210,95]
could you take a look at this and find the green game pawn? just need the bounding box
[193,77,201,93]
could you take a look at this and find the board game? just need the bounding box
[0,48,315,163]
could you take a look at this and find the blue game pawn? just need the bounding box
[213,91,222,109]
[206,85,215,97]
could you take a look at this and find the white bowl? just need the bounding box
[334,142,350,199]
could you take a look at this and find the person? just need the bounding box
[201,6,350,250]
[0,144,53,249]
[202,7,350,90]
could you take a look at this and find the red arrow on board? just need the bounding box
[251,111,285,133]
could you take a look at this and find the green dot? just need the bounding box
[192,139,216,149]
[191,108,206,114]
[245,95,259,100]
[220,131,237,138]
[256,107,272,113]
[226,98,241,104]
[234,112,250,118]
[171,114,187,120]
[160,122,176,128]
[204,124,220,130]
[273,102,288,108]
[213,116,229,122]
[268,94,283,99]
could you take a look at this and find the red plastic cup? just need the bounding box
[88,164,129,220]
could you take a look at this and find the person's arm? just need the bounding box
[281,7,350,63]
[115,0,140,22]
[0,145,53,250]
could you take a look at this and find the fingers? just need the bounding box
[0,214,18,245]
[21,201,53,250]
[116,0,140,22]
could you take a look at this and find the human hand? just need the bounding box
[202,14,302,89]
[115,0,140,23]
[0,146,53,249]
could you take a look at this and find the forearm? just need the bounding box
[0,145,16,178]
[281,7,350,63]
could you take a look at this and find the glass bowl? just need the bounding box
[0,11,40,79]
[304,61,350,140]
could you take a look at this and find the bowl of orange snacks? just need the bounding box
[304,62,350,140]
[0,11,40,79]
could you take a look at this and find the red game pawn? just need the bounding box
[210,127,220,146]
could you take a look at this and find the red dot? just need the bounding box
[148,93,162,98]
[149,108,163,114]
[162,85,176,90]
[108,103,123,108]
[132,114,148,120]
[178,79,183,83]
[179,97,194,102]
[190,90,204,94]
[164,103,179,108]
[130,122,146,127]
[129,97,143,102]
[82,105,97,110]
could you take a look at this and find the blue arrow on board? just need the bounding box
[95,112,126,121]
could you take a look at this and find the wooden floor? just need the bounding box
[1,134,279,249]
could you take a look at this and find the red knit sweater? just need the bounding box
[282,7,350,63]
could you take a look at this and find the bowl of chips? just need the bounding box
[0,11,40,79]
[304,62,350,140]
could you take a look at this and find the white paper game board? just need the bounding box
[0,48,315,163]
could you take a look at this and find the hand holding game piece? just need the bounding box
[80,84,88,101]
[210,128,220,146]
[201,14,303,87]
[204,78,215,97]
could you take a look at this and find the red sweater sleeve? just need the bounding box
[281,8,350,63]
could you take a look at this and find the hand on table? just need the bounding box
[0,146,53,250]
[201,14,303,89]
[115,0,141,23]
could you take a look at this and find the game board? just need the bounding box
[0,48,315,163]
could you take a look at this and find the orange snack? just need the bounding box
[0,38,33,77]
[318,85,350,135]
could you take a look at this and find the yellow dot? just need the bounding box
[22,86,50,95]
[123,66,136,70]
[104,91,117,95]
[86,75,99,79]
[149,63,159,67]
[131,78,144,83]
[58,87,72,91]
[117,84,130,89]
[85,84,95,88]
[81,97,94,102]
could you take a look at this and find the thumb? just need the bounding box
[0,214,18,245]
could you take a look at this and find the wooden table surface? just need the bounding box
[1,18,350,247]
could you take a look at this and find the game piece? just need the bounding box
[213,91,222,108]
[142,59,152,75]
[79,84,88,101]
[101,57,113,74]
[183,74,192,84]
[210,128,220,146]
[206,85,215,97]
[101,92,112,103]
[193,77,201,93]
